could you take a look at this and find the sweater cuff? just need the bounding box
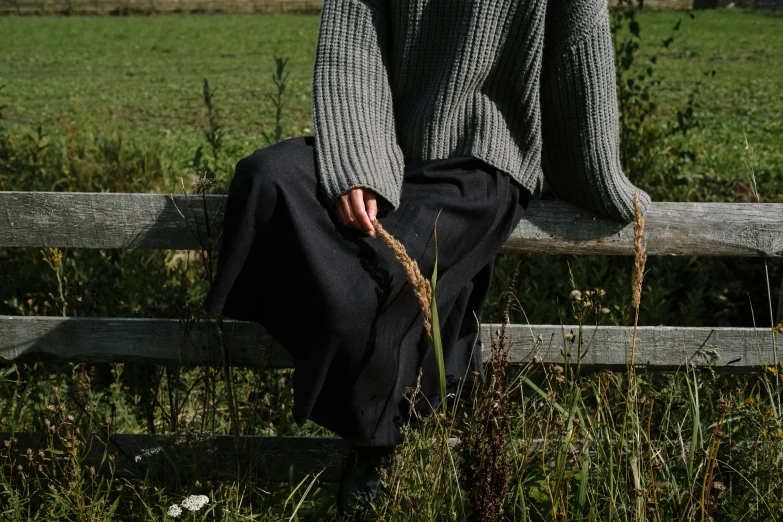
[319,158,405,212]
[541,1,652,223]
[312,0,406,211]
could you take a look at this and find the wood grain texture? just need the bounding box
[0,192,226,250]
[2,193,782,256]
[501,201,783,257]
[0,316,292,367]
[484,324,780,373]
[2,316,778,372]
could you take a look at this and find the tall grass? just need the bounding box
[359,191,783,520]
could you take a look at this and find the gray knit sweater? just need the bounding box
[312,0,652,222]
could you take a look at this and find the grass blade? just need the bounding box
[431,224,447,409]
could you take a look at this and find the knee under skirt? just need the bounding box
[203,136,530,447]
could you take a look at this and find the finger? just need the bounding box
[350,189,375,237]
[339,194,357,228]
[334,200,346,227]
[364,194,378,236]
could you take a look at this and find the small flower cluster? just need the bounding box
[134,446,163,462]
[167,494,210,518]
[549,364,566,384]
[181,495,210,511]
[569,287,611,323]
[169,429,217,447]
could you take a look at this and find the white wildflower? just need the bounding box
[140,447,163,458]
[134,455,142,463]
[181,494,210,512]
[167,504,182,518]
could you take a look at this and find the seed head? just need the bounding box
[632,191,647,310]
[373,220,433,339]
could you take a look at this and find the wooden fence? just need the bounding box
[1,191,782,482]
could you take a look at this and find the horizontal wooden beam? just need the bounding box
[0,432,757,484]
[1,433,348,483]
[0,192,227,251]
[0,316,292,368]
[2,316,778,372]
[1,192,781,256]
[502,201,783,257]
[496,323,779,372]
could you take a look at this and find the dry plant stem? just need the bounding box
[647,395,663,522]
[172,177,239,449]
[373,219,433,340]
[631,190,646,367]
[215,315,241,452]
[627,191,647,522]
[698,411,726,522]
[462,311,511,521]
[764,259,781,417]
[744,135,781,419]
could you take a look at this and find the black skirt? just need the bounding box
[203,136,530,447]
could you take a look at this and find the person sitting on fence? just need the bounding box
[203,0,651,515]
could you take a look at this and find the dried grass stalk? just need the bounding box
[373,219,433,340]
[630,191,647,367]
[632,191,647,310]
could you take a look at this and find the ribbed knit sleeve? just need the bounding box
[312,0,406,211]
[540,0,651,222]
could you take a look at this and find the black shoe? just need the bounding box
[336,445,394,517]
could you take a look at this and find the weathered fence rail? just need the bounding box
[0,317,778,372]
[1,191,781,482]
[2,192,782,256]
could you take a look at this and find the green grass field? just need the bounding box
[1,13,319,176]
[635,9,783,200]
[1,9,781,196]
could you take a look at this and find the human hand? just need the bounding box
[335,187,378,238]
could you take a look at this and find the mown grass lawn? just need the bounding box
[0,13,320,176]
[1,9,781,196]
[634,9,783,200]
